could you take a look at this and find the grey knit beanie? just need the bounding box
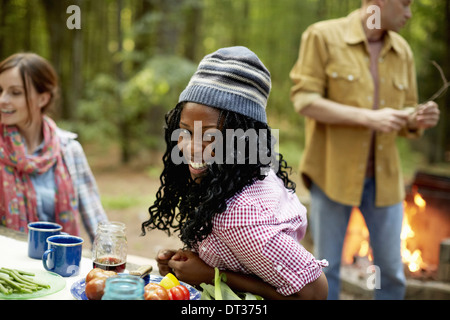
[178,46,271,124]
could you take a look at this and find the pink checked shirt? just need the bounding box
[196,170,328,296]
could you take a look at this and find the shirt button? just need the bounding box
[202,247,207,251]
[377,165,382,172]
[380,99,385,106]
[331,72,338,78]
[276,265,283,272]
[378,144,383,150]
[379,57,384,63]
[347,74,354,81]
[398,84,404,90]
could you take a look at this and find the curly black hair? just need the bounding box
[141,102,296,249]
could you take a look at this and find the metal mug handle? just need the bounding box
[42,248,55,272]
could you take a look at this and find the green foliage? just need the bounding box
[77,55,197,155]
[102,195,142,210]
[396,138,426,181]
[126,55,197,112]
[76,74,120,145]
[1,0,448,167]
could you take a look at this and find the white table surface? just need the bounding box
[0,235,158,300]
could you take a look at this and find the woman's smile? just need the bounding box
[178,102,221,182]
[188,161,208,176]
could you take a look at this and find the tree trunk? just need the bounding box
[155,0,182,55]
[40,0,70,118]
[70,0,83,122]
[0,0,7,59]
[183,2,202,61]
[132,0,154,70]
[115,0,130,164]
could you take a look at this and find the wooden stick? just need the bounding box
[424,60,450,102]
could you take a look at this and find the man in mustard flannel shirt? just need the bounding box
[290,0,440,299]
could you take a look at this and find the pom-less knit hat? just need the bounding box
[178,46,271,124]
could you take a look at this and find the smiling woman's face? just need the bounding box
[0,66,48,130]
[178,102,222,183]
[0,67,32,128]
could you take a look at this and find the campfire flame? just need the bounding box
[342,187,427,274]
[341,208,372,265]
[401,189,427,273]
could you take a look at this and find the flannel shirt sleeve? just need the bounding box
[216,205,327,296]
[65,140,108,241]
[289,26,329,113]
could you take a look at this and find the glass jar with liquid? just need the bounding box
[92,221,127,273]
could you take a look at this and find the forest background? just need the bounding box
[1,0,449,256]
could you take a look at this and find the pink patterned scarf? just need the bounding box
[0,116,80,235]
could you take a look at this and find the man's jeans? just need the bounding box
[309,178,406,299]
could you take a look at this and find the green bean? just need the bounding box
[10,269,41,287]
[0,281,12,294]
[0,274,23,291]
[6,270,32,285]
[1,268,49,288]
[0,267,50,295]
[0,268,35,277]
[16,270,35,277]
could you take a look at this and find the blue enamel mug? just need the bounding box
[28,222,65,259]
[42,235,84,277]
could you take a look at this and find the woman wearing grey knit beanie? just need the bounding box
[142,46,328,300]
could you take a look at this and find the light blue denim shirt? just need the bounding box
[9,128,107,241]
[28,141,56,222]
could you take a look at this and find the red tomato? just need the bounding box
[144,283,170,300]
[85,277,106,300]
[168,285,190,300]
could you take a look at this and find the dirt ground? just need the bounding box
[79,144,313,262]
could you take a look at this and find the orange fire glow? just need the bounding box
[341,208,372,264]
[342,188,427,273]
[401,190,427,273]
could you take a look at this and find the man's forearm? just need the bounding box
[300,97,370,127]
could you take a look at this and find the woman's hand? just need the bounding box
[167,250,215,286]
[156,249,328,300]
[156,249,177,276]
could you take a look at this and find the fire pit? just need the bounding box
[340,171,450,299]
